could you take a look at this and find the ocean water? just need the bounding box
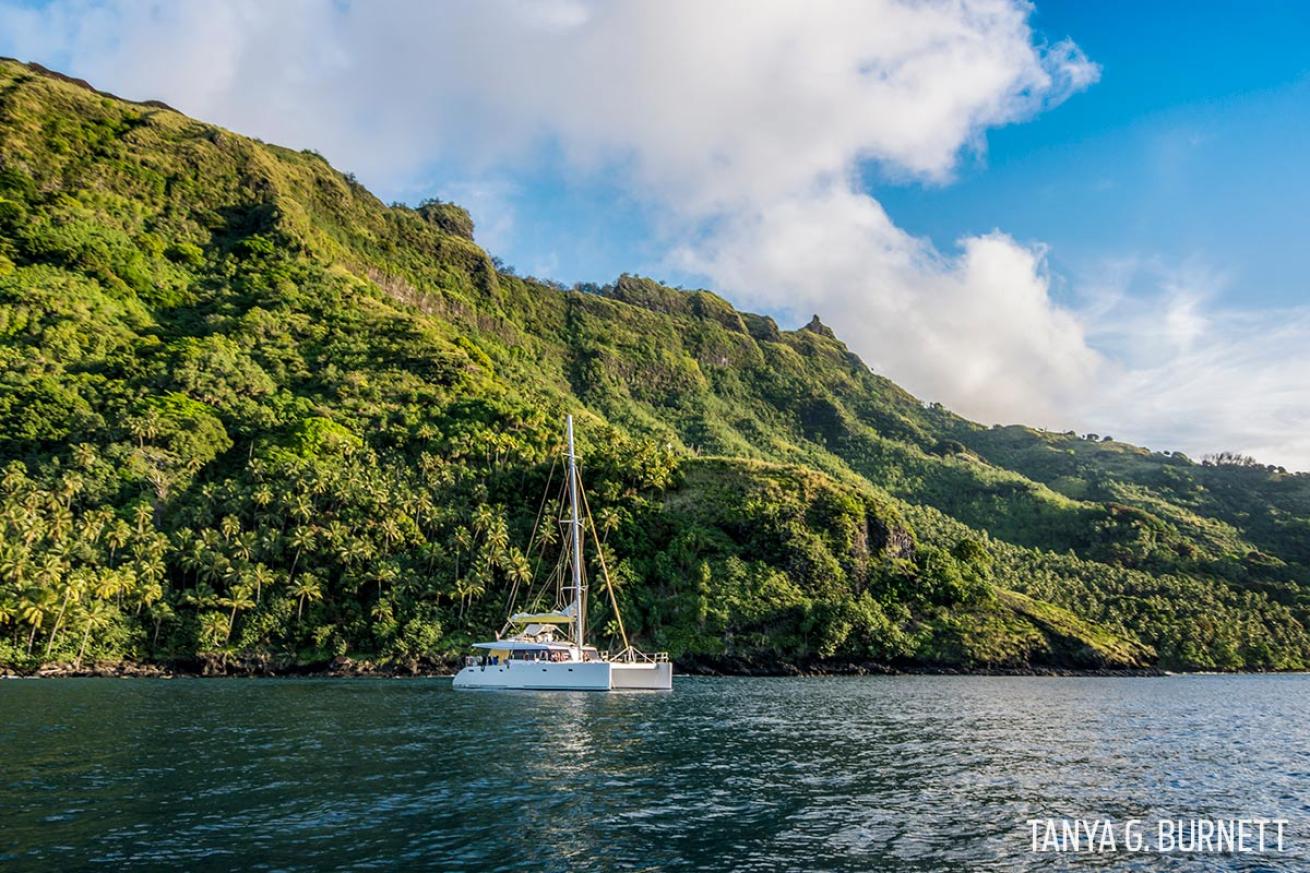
[1,675,1307,871]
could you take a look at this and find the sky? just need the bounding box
[2,0,1308,469]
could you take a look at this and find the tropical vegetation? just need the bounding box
[3,59,1309,673]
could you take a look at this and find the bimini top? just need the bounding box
[470,640,574,651]
[508,606,576,625]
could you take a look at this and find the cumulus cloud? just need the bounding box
[1,1,1094,191]
[2,0,1307,468]
[672,188,1100,425]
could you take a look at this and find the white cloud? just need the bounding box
[3,0,1308,469]
[0,1,1095,194]
[1077,264,1310,468]
[672,188,1100,426]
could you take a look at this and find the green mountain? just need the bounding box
[2,58,1308,673]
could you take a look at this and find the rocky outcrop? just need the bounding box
[800,314,837,340]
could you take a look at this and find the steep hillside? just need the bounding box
[2,59,1307,673]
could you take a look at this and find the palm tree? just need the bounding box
[48,505,73,543]
[220,583,256,645]
[538,501,561,548]
[16,510,44,548]
[132,501,153,533]
[178,534,207,583]
[0,598,17,640]
[20,593,51,656]
[337,538,372,567]
[597,507,621,544]
[104,518,131,568]
[412,493,437,528]
[452,526,473,580]
[56,472,84,507]
[197,610,229,650]
[75,600,113,667]
[136,579,164,616]
[417,541,445,577]
[250,563,275,603]
[252,484,274,508]
[44,572,86,658]
[126,410,160,448]
[93,569,121,602]
[287,526,315,578]
[181,582,219,610]
[471,504,494,536]
[78,511,107,548]
[232,531,255,563]
[471,557,492,600]
[372,561,399,599]
[291,573,323,621]
[256,529,282,562]
[290,493,314,523]
[2,461,30,493]
[71,443,97,470]
[0,547,32,587]
[324,521,349,551]
[503,547,533,614]
[507,548,532,587]
[219,558,243,592]
[378,517,403,549]
[453,576,477,620]
[37,552,66,589]
[147,600,175,648]
[485,516,510,568]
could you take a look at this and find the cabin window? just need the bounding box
[511,650,545,661]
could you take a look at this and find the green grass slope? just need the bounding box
[2,59,1307,672]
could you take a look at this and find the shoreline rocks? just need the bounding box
[1,655,1178,679]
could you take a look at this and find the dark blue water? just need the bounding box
[1,676,1307,871]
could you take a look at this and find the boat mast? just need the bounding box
[565,415,586,653]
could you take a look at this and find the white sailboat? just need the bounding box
[452,415,672,691]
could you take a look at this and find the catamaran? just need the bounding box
[452,415,672,691]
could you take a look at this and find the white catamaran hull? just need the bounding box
[610,662,673,690]
[452,660,672,691]
[453,661,612,691]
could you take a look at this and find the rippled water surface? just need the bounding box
[2,675,1308,870]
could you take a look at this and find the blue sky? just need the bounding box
[878,1,1310,312]
[2,1,1308,467]
[474,1,1310,305]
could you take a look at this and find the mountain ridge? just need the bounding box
[2,58,1308,673]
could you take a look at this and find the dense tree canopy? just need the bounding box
[2,59,1308,672]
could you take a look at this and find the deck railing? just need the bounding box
[610,646,671,664]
